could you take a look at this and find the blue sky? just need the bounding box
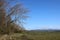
[14,0,60,30]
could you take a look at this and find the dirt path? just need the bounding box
[0,34,8,40]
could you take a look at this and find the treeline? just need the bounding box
[0,0,28,34]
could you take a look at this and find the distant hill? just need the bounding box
[29,29,60,32]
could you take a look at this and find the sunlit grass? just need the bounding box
[0,31,60,40]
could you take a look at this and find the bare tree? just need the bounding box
[0,0,28,34]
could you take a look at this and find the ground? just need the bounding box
[0,31,60,40]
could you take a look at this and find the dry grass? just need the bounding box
[0,31,60,40]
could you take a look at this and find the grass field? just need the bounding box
[0,30,60,40]
[25,30,60,40]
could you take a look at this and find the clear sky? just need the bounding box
[14,0,60,30]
